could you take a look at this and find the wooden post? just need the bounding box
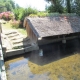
[62,35,66,44]
[39,49,43,56]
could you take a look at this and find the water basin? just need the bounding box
[5,38,80,80]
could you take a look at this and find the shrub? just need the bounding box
[10,20,20,28]
[0,11,14,20]
[13,7,38,28]
[37,12,47,17]
[47,13,60,17]
[29,14,38,17]
[29,12,62,17]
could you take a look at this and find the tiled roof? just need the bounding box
[26,16,80,38]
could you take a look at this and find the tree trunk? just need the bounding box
[67,0,71,13]
[51,0,57,11]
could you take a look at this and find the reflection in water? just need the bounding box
[5,38,80,80]
[29,38,80,65]
[39,49,43,56]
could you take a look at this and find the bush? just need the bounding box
[37,12,47,17]
[29,14,38,17]
[0,11,14,20]
[13,7,38,28]
[29,12,61,17]
[47,13,60,17]
[10,20,20,28]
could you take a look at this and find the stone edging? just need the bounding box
[0,44,7,80]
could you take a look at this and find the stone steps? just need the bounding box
[12,38,24,43]
[7,33,19,38]
[1,30,39,58]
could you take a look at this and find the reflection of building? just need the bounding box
[24,15,80,45]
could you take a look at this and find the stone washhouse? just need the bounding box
[24,15,80,46]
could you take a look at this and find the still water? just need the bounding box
[5,38,80,80]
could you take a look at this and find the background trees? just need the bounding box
[45,0,80,15]
[0,0,80,28]
[13,7,38,27]
[75,0,80,15]
[45,0,64,13]
[0,0,15,12]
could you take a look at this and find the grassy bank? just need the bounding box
[2,21,27,36]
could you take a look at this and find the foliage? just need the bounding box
[0,1,63,32]
[29,14,38,17]
[13,7,25,20]
[29,12,47,17]
[0,3,7,12]
[5,2,13,11]
[46,4,64,13]
[25,7,38,16]
[2,21,27,35]
[9,0,15,9]
[29,12,49,17]
[29,13,77,17]
[29,12,59,17]
[1,0,80,29]
[0,0,15,12]
[37,12,47,17]
[75,0,80,16]
[10,20,20,28]
[0,11,14,20]
[47,13,60,17]
[29,12,60,17]
[14,7,38,20]
[45,0,64,13]
[13,7,38,27]
[66,0,71,13]
[45,0,79,13]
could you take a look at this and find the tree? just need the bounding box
[45,0,64,13]
[8,0,15,9]
[0,0,15,12]
[5,2,13,11]
[0,3,7,12]
[61,0,71,13]
[45,0,73,13]
[10,0,15,9]
[66,0,71,13]
[15,4,20,8]
[13,7,38,27]
[75,0,80,15]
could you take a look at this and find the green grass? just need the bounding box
[2,21,27,36]
[17,28,27,35]
[2,22,12,29]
